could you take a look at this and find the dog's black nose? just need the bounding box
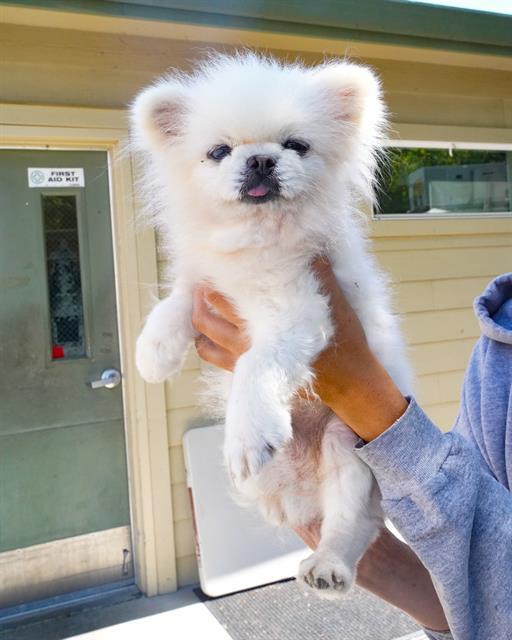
[246,155,276,175]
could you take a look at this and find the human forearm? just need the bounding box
[308,259,409,441]
[356,398,512,638]
[295,523,448,631]
[320,356,408,442]
[357,528,448,632]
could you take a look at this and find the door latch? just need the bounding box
[89,368,122,390]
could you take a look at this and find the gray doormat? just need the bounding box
[204,579,420,640]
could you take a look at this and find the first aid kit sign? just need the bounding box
[28,168,85,188]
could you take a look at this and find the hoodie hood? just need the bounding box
[474,273,512,345]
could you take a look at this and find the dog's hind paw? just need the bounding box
[298,550,354,599]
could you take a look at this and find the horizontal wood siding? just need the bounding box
[373,222,512,432]
[1,23,512,128]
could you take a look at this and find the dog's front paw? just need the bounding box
[298,549,355,598]
[136,330,184,383]
[224,427,290,489]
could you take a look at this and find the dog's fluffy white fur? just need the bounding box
[131,53,412,598]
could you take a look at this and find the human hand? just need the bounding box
[191,257,368,389]
[192,285,250,371]
[191,258,407,441]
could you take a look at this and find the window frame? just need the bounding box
[41,190,91,363]
[374,139,512,220]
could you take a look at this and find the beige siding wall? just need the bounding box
[2,20,511,588]
[2,23,512,128]
[373,220,512,430]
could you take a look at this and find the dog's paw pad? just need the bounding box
[298,551,354,598]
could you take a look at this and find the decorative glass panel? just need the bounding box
[377,148,512,215]
[43,195,86,359]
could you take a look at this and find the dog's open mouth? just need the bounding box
[241,179,280,204]
[248,184,270,197]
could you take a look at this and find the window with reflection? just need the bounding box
[42,195,86,359]
[377,146,512,216]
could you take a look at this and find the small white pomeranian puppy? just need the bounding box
[131,53,412,598]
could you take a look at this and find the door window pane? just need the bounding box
[43,195,86,359]
[378,148,512,215]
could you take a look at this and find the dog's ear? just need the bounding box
[130,79,189,149]
[311,63,383,129]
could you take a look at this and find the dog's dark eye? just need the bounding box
[207,144,232,161]
[283,139,310,156]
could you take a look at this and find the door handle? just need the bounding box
[89,368,122,390]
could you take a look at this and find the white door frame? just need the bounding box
[0,103,177,596]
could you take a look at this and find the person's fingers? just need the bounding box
[194,335,237,371]
[192,287,244,352]
[200,287,243,327]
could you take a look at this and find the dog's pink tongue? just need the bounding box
[247,184,269,197]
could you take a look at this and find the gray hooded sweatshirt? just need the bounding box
[356,273,512,640]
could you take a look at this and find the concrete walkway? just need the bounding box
[0,582,429,640]
[69,601,231,640]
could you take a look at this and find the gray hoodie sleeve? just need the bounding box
[355,273,512,640]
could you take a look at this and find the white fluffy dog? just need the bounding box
[131,53,412,598]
